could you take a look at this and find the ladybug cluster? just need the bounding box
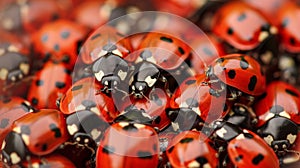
[1,0,300,167]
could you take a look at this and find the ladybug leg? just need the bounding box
[281,149,300,164]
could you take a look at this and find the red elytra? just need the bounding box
[80,25,132,64]
[227,129,280,168]
[27,61,72,109]
[11,109,70,156]
[170,74,228,123]
[208,54,266,96]
[21,154,76,168]
[254,81,300,127]
[32,19,87,67]
[59,77,121,123]
[125,32,191,70]
[277,1,300,53]
[212,1,275,51]
[166,131,218,168]
[96,122,159,168]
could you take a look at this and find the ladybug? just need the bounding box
[58,77,123,123]
[166,131,218,168]
[254,81,300,127]
[21,154,76,168]
[167,74,228,132]
[0,96,34,147]
[205,54,266,100]
[210,119,280,167]
[96,122,159,168]
[1,109,70,166]
[0,42,30,89]
[32,19,87,67]
[81,25,132,65]
[0,0,67,33]
[27,61,72,109]
[277,1,300,53]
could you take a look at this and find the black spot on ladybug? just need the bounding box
[122,123,138,132]
[235,155,243,162]
[168,146,175,153]
[153,144,157,151]
[71,84,83,91]
[62,55,70,63]
[185,79,196,85]
[240,57,249,70]
[2,97,12,103]
[64,68,72,75]
[42,144,48,151]
[31,98,39,105]
[260,92,267,99]
[237,13,246,22]
[91,33,101,40]
[151,94,163,106]
[49,123,62,138]
[140,50,152,60]
[290,37,296,45]
[261,24,270,31]
[0,118,9,128]
[35,80,44,86]
[137,151,153,159]
[186,98,199,108]
[178,47,185,55]
[160,36,173,43]
[102,145,115,154]
[103,43,117,52]
[248,76,257,91]
[269,105,284,114]
[180,137,194,143]
[41,34,48,43]
[51,13,59,20]
[54,44,60,51]
[281,18,289,28]
[252,154,264,165]
[154,116,161,124]
[216,58,225,63]
[61,31,70,39]
[20,125,31,135]
[43,52,51,62]
[285,89,299,97]
[228,70,236,79]
[244,133,254,139]
[227,27,234,35]
[203,47,214,56]
[55,82,66,89]
[82,100,96,108]
[195,157,208,164]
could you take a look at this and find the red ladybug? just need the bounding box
[277,1,300,53]
[206,54,266,98]
[21,154,76,168]
[1,109,70,166]
[32,19,87,67]
[168,74,228,132]
[166,131,219,168]
[96,122,159,168]
[254,81,300,127]
[211,119,280,168]
[81,25,132,65]
[59,77,123,122]
[27,61,72,109]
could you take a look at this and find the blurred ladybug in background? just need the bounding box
[212,1,279,81]
[21,154,76,168]
[27,61,72,109]
[32,19,87,68]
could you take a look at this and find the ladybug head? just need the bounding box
[210,119,242,142]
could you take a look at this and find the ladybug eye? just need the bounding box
[227,28,233,35]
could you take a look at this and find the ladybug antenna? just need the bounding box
[282,149,300,164]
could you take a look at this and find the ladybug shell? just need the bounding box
[21,154,76,168]
[212,1,274,50]
[125,32,190,70]
[81,25,132,64]
[166,131,218,168]
[171,74,228,123]
[96,122,159,168]
[254,81,300,127]
[277,1,300,53]
[227,129,279,168]
[0,97,33,147]
[27,61,72,109]
[11,109,70,156]
[32,19,87,67]
[210,54,266,96]
[59,77,121,122]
